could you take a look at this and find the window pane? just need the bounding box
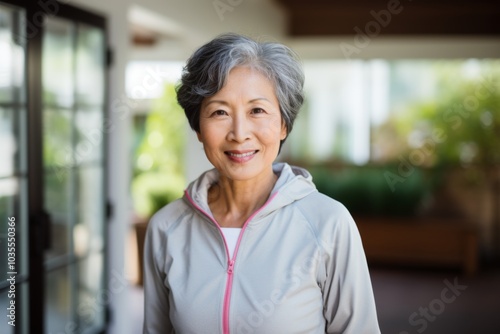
[76,24,105,107]
[44,170,72,259]
[0,4,25,104]
[0,108,26,177]
[75,167,104,256]
[0,178,18,284]
[75,110,104,164]
[45,266,73,334]
[77,253,105,332]
[43,104,73,259]
[0,109,16,177]
[286,60,371,164]
[43,18,74,108]
[0,177,28,281]
[285,59,500,165]
[43,109,73,168]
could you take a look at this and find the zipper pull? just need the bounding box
[227,260,235,274]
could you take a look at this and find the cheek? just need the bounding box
[199,123,224,146]
[259,117,285,143]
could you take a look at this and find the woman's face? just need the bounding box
[198,66,286,183]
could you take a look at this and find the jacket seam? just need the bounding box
[293,198,330,285]
[152,206,192,276]
[182,196,222,230]
[293,198,325,251]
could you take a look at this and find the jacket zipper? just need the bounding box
[222,259,235,334]
[185,190,278,334]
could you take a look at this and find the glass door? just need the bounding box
[42,16,107,334]
[0,1,108,333]
[0,3,29,334]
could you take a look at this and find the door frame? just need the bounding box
[0,1,109,332]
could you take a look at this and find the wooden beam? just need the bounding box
[275,0,500,36]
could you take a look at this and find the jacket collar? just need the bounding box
[183,163,317,224]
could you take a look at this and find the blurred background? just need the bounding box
[0,0,499,333]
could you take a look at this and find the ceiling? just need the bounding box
[275,0,500,36]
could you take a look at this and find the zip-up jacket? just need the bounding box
[143,163,381,334]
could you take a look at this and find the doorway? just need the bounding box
[0,1,109,333]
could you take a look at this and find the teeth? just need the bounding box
[227,151,256,158]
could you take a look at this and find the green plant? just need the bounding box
[421,77,500,167]
[131,84,186,218]
[310,165,433,217]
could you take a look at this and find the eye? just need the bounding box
[212,109,227,116]
[251,108,265,114]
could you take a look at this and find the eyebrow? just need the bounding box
[203,97,271,107]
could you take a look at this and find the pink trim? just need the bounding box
[231,191,278,261]
[184,190,231,258]
[223,260,235,334]
[185,190,279,334]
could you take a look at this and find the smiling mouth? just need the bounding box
[224,150,259,158]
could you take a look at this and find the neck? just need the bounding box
[208,167,277,227]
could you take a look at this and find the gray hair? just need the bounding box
[176,33,304,147]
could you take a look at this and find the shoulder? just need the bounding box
[293,191,359,249]
[144,198,194,260]
[147,198,191,237]
[295,191,353,225]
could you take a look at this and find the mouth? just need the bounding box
[224,150,259,162]
[225,150,258,157]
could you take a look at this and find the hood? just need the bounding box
[183,162,317,223]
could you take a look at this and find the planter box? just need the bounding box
[356,217,478,275]
[135,220,149,286]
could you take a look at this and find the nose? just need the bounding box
[227,113,251,143]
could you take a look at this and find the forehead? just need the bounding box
[207,66,277,102]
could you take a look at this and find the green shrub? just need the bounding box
[310,165,433,217]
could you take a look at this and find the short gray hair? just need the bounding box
[176,33,304,146]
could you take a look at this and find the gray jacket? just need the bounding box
[143,163,380,334]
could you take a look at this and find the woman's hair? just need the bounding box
[176,33,304,146]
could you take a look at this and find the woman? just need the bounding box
[143,33,380,334]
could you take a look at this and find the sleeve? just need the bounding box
[321,209,381,334]
[143,217,174,334]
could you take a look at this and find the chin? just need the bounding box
[220,164,267,181]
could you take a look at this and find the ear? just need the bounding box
[196,131,203,142]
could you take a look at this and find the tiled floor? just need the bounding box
[124,267,500,334]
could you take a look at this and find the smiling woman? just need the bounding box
[143,33,381,334]
[198,67,285,190]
